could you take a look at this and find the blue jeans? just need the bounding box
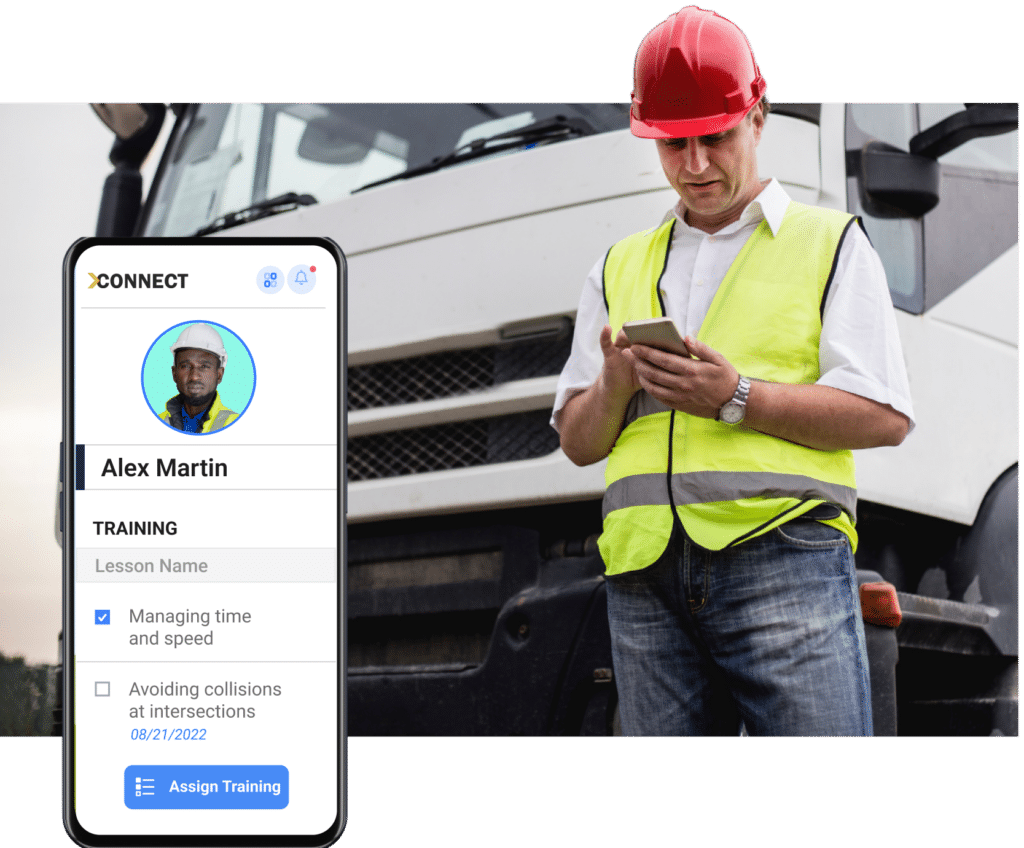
[606,518,873,736]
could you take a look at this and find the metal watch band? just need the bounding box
[733,375,750,405]
[718,375,751,423]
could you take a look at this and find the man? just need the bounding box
[551,6,914,735]
[159,323,239,434]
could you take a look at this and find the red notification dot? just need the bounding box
[309,266,316,272]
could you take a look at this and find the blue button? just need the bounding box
[124,765,288,809]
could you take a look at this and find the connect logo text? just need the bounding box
[87,272,189,290]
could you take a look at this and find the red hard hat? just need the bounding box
[630,6,767,139]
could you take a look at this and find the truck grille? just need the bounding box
[348,334,571,410]
[348,409,559,481]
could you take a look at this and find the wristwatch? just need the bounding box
[717,375,751,424]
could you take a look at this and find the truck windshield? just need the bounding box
[140,103,630,237]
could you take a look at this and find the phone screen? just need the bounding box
[62,238,345,846]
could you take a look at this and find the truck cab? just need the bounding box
[82,101,1017,735]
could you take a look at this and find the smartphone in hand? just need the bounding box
[621,317,690,356]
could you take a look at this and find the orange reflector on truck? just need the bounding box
[860,582,902,627]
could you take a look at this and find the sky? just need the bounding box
[0,106,114,666]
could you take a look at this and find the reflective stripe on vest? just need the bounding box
[603,471,858,520]
[599,201,860,574]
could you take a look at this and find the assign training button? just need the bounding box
[124,765,288,809]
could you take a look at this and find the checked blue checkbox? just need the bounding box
[95,610,110,625]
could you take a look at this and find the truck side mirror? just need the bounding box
[91,104,166,169]
[855,141,940,218]
[90,104,167,236]
[849,104,1017,220]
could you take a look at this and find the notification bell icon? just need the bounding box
[295,270,308,285]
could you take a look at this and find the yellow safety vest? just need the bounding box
[160,392,239,433]
[600,201,861,576]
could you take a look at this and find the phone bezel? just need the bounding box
[61,237,347,848]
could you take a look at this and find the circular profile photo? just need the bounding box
[141,321,256,435]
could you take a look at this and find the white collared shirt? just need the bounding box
[551,179,915,431]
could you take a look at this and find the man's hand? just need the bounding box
[623,334,737,419]
[624,334,909,448]
[561,326,909,462]
[600,325,642,400]
[558,325,641,466]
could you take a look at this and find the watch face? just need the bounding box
[720,402,744,424]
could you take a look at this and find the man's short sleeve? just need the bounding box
[818,224,916,430]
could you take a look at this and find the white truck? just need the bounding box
[73,101,1017,735]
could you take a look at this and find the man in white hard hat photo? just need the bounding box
[160,323,239,434]
[551,6,915,735]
